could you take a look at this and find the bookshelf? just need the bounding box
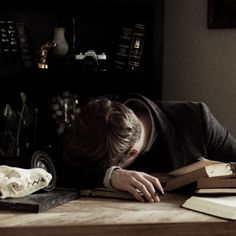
[0,0,164,159]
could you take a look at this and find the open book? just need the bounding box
[79,159,236,200]
[80,188,137,201]
[182,195,236,220]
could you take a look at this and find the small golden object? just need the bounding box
[36,42,56,69]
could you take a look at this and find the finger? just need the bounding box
[135,175,160,202]
[128,186,145,202]
[144,174,164,195]
[132,179,158,202]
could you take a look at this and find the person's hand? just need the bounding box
[110,168,164,202]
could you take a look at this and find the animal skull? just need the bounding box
[0,165,52,199]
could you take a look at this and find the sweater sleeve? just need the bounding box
[201,102,236,162]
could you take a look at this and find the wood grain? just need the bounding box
[0,193,235,236]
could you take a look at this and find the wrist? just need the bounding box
[103,166,121,189]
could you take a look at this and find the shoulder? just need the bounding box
[124,94,208,111]
[123,94,212,118]
[155,100,213,126]
[155,100,208,114]
[157,100,210,113]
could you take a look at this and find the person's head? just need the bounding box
[64,96,142,169]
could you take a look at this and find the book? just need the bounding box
[158,161,236,192]
[182,195,236,220]
[114,22,146,72]
[165,159,221,176]
[195,188,236,195]
[196,176,236,189]
[127,23,145,72]
[79,188,138,201]
[6,20,21,67]
[114,26,133,71]
[15,22,33,68]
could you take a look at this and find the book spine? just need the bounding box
[15,22,33,68]
[197,177,236,189]
[6,20,21,67]
[127,23,145,72]
[0,19,12,67]
[0,19,24,67]
[0,19,4,66]
[114,26,133,71]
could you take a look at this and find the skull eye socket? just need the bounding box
[11,182,21,191]
[6,170,21,179]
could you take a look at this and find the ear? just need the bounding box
[118,148,139,168]
[127,148,139,160]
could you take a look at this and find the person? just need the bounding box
[60,93,236,202]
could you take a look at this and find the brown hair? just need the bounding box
[63,97,141,168]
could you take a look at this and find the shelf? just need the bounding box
[3,0,158,8]
[0,0,164,99]
[0,66,149,80]
[0,67,153,102]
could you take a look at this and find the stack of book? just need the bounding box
[159,160,236,220]
[156,159,236,193]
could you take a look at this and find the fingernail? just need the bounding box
[155,196,160,202]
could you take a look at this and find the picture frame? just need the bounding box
[208,0,236,28]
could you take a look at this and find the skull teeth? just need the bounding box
[28,179,44,186]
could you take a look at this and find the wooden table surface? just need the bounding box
[0,193,235,236]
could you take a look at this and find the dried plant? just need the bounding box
[1,92,33,156]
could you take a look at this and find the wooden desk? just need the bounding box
[0,193,235,236]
